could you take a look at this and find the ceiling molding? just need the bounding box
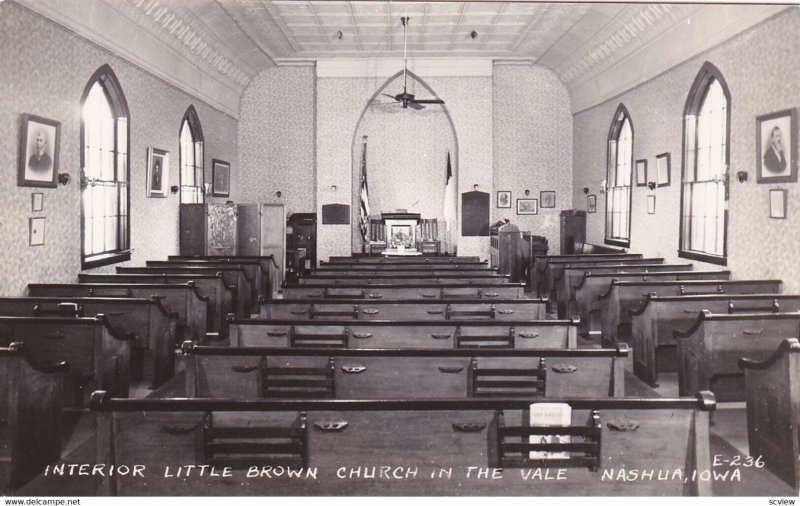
[571,4,790,113]
[316,58,493,78]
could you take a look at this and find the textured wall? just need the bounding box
[317,73,493,262]
[238,65,316,215]
[493,64,573,253]
[0,2,238,295]
[573,9,800,291]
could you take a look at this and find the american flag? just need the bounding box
[359,136,370,244]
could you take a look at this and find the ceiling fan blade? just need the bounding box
[413,99,445,105]
[408,101,425,110]
[382,93,400,102]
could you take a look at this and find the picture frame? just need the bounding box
[29,217,46,246]
[587,194,597,213]
[212,159,231,197]
[757,109,797,183]
[146,148,169,198]
[647,195,656,215]
[496,190,511,209]
[540,191,556,208]
[18,113,60,188]
[769,189,787,219]
[655,153,671,188]
[31,192,43,212]
[516,198,538,215]
[636,159,648,187]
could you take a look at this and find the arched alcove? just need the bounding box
[350,71,459,252]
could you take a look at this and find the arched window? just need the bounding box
[605,104,633,247]
[81,65,130,269]
[680,62,730,265]
[180,106,204,203]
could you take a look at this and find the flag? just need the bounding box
[442,151,457,254]
[359,136,371,244]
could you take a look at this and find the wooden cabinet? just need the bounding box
[559,210,586,254]
[287,213,317,271]
[179,203,237,256]
[237,204,286,288]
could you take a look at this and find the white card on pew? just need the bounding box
[529,403,571,460]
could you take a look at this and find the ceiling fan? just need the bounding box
[381,17,445,110]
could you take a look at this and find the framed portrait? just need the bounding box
[655,153,671,188]
[496,190,511,209]
[212,159,231,197]
[540,191,556,208]
[587,194,597,213]
[29,217,46,246]
[757,109,797,183]
[31,192,43,212]
[636,159,647,187]
[146,148,169,198]
[769,189,787,219]
[18,113,60,188]
[516,198,538,215]
[647,195,656,215]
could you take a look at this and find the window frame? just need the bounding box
[604,103,634,248]
[179,105,205,204]
[80,64,131,270]
[678,62,731,266]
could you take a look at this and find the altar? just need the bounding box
[382,212,420,255]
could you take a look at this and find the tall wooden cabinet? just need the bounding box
[287,213,317,271]
[237,204,286,288]
[179,203,238,256]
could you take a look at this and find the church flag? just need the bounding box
[359,136,371,244]
[442,151,457,254]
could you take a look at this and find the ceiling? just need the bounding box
[19,0,790,117]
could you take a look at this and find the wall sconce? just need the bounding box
[473,184,479,191]
[599,179,607,194]
[335,30,343,40]
[275,191,282,198]
[170,185,179,195]
[330,185,337,192]
[736,171,748,183]
[204,183,212,195]
[58,173,71,186]
[647,181,656,191]
[524,189,530,196]
[583,187,589,194]
[470,30,478,39]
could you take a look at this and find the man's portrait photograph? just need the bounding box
[18,113,60,187]
[757,109,797,183]
[146,147,169,197]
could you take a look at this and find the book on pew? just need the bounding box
[529,403,571,460]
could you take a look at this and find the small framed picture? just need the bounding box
[496,190,511,208]
[146,148,169,198]
[29,217,46,246]
[757,109,796,183]
[212,159,231,197]
[587,194,597,213]
[647,195,656,215]
[769,189,787,219]
[517,198,538,215]
[31,192,43,212]
[656,153,671,188]
[636,159,647,187]
[540,191,556,208]
[18,113,60,188]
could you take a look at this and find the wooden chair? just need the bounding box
[416,218,440,255]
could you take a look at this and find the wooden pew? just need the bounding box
[738,339,800,490]
[296,273,511,286]
[555,262,692,317]
[283,283,526,300]
[571,270,732,337]
[631,293,798,386]
[88,392,716,496]
[324,256,484,265]
[28,282,207,344]
[0,342,67,492]
[260,298,547,321]
[178,343,628,399]
[608,279,784,347]
[0,296,179,388]
[543,257,664,303]
[148,259,266,307]
[531,253,642,297]
[313,266,498,275]
[673,311,800,401]
[78,273,229,338]
[0,316,132,404]
[168,255,279,300]
[117,266,252,316]
[228,318,578,349]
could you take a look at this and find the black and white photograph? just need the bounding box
[18,113,60,187]
[3,0,800,503]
